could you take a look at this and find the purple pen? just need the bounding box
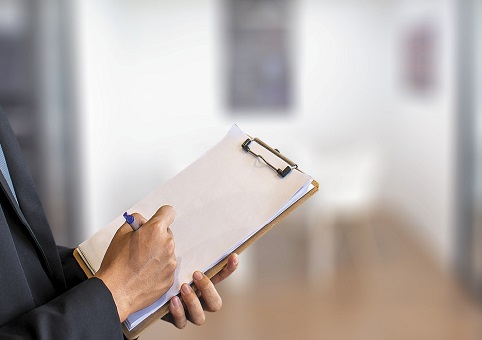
[123,212,141,231]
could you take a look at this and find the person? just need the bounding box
[0,106,238,338]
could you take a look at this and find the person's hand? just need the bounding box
[163,253,239,328]
[96,205,177,322]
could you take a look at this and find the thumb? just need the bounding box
[145,205,176,233]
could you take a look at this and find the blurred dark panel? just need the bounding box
[402,21,438,94]
[456,0,481,300]
[0,0,78,246]
[0,0,41,185]
[225,0,293,113]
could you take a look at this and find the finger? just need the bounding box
[117,213,147,236]
[116,223,133,236]
[180,283,205,325]
[116,219,139,237]
[146,205,176,233]
[211,253,239,285]
[193,271,222,312]
[168,296,187,329]
[131,212,147,227]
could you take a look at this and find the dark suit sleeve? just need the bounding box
[57,247,134,340]
[0,277,123,339]
[57,246,89,289]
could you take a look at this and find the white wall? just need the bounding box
[74,0,392,237]
[73,0,457,268]
[75,0,229,236]
[381,0,457,267]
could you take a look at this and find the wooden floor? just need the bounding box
[142,211,482,340]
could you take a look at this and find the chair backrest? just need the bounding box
[308,146,383,209]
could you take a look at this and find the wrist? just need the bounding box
[95,272,130,322]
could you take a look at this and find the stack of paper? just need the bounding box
[76,125,315,335]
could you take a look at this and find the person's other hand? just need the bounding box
[96,205,177,322]
[164,253,239,328]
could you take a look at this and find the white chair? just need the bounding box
[304,145,384,287]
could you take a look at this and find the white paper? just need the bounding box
[77,125,313,330]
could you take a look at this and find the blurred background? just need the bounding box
[1,0,481,338]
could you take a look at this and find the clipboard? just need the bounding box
[74,126,318,339]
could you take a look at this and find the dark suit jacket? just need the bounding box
[0,107,123,339]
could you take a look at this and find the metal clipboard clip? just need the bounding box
[242,137,298,178]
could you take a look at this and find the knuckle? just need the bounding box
[131,212,142,220]
[197,280,210,292]
[184,295,198,307]
[199,278,216,295]
[162,205,176,218]
[183,290,195,303]
[168,259,177,273]
[168,238,175,254]
[169,308,187,329]
[154,205,176,224]
[161,204,176,216]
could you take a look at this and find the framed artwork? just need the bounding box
[225,0,293,113]
[403,21,438,94]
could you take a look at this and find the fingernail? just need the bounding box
[181,284,191,294]
[233,254,239,265]
[193,271,203,281]
[171,296,181,308]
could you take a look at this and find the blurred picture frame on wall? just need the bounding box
[225,0,293,114]
[402,20,439,95]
